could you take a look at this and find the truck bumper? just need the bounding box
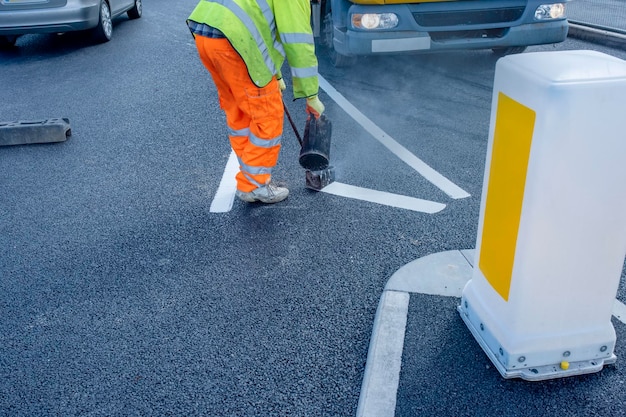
[334,20,569,56]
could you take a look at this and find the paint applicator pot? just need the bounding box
[299,114,332,171]
[283,100,336,191]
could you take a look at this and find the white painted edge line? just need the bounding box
[321,182,446,214]
[356,290,409,417]
[357,250,473,417]
[209,150,238,213]
[318,75,471,200]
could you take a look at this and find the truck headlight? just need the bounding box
[352,13,399,30]
[535,3,566,20]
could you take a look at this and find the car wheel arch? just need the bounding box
[127,0,142,20]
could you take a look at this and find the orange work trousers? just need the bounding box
[194,35,284,193]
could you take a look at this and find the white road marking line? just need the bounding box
[356,290,409,417]
[318,75,471,200]
[321,182,446,213]
[209,151,239,213]
[358,251,473,417]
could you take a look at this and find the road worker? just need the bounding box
[187,0,325,204]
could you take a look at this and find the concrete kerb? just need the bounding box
[568,21,626,49]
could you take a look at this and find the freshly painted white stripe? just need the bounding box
[318,75,470,199]
[321,182,446,214]
[356,290,409,417]
[613,299,626,324]
[209,151,239,213]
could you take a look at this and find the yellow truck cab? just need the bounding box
[311,0,571,66]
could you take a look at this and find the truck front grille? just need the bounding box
[413,7,526,27]
[429,28,509,41]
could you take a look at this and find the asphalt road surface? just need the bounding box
[1,1,625,416]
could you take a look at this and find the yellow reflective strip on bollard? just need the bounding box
[479,93,535,301]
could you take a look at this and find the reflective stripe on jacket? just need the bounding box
[187,0,318,99]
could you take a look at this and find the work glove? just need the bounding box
[306,95,325,119]
[277,77,286,92]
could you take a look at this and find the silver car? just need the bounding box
[0,0,142,47]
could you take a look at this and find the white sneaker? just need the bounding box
[236,183,289,204]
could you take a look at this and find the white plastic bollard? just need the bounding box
[458,50,626,381]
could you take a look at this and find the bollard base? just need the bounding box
[0,118,71,146]
[458,301,617,381]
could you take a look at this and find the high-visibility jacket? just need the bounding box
[187,0,319,99]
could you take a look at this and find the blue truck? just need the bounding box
[311,0,571,66]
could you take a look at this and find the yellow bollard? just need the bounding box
[459,50,626,381]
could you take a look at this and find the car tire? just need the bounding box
[322,12,357,68]
[492,46,527,57]
[127,0,142,20]
[91,1,113,43]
